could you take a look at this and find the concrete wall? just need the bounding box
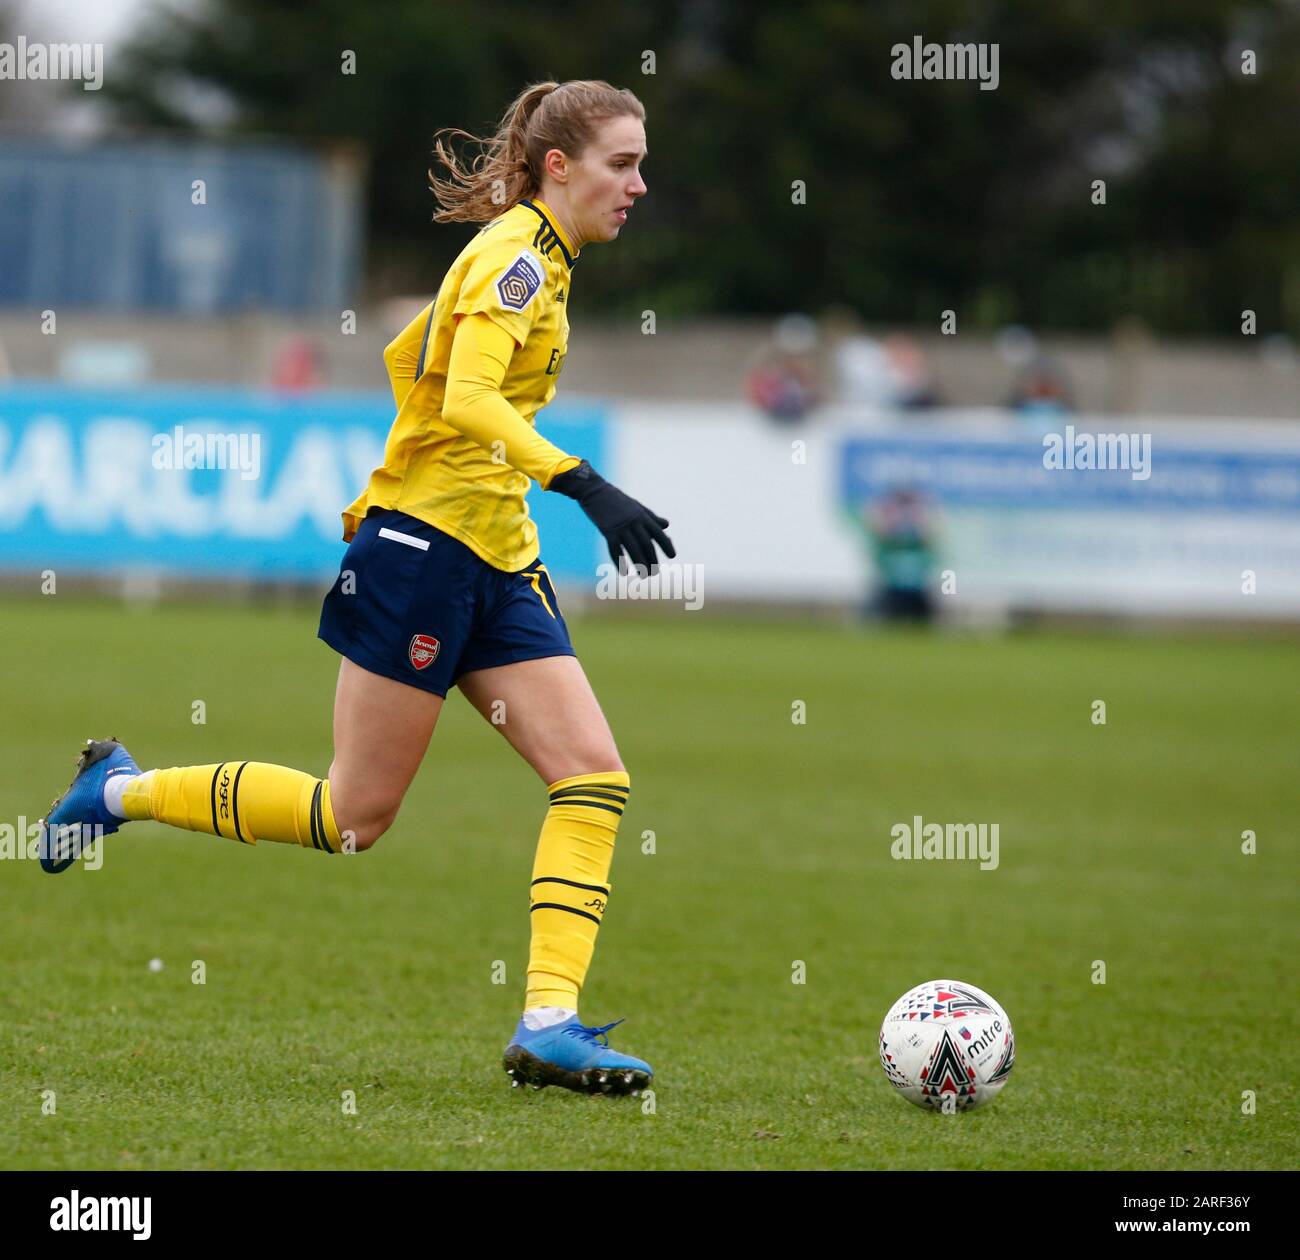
[0,309,1295,419]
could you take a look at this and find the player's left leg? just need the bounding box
[457,654,651,1095]
[37,737,354,873]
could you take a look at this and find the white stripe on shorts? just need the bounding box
[377,525,431,551]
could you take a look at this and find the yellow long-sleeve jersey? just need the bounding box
[342,198,581,571]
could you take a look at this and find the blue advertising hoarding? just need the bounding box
[0,384,606,583]
[836,420,1300,616]
[840,430,1300,515]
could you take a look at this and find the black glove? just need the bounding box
[548,459,675,573]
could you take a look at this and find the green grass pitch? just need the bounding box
[1,595,1295,1169]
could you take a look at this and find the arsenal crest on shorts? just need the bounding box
[408,633,440,670]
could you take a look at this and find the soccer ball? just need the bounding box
[878,979,1015,1111]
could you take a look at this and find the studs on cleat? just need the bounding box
[505,1044,648,1098]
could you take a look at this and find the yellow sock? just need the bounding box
[525,770,630,1010]
[121,762,343,852]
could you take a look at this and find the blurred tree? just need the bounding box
[93,0,1300,334]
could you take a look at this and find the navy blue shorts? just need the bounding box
[317,509,576,697]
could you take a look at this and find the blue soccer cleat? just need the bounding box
[38,738,142,874]
[503,1015,653,1095]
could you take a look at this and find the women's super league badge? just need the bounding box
[495,250,544,310]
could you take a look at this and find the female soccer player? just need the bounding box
[39,80,673,1097]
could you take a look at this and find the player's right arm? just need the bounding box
[439,236,674,571]
[442,311,579,487]
[441,312,675,571]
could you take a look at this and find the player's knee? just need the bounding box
[563,745,626,781]
[340,811,390,853]
[329,779,403,852]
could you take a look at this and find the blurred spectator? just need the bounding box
[994,324,1039,371]
[1260,333,1297,375]
[831,323,939,411]
[1008,355,1074,421]
[744,314,822,422]
[881,333,940,408]
[858,486,939,623]
[271,335,325,392]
